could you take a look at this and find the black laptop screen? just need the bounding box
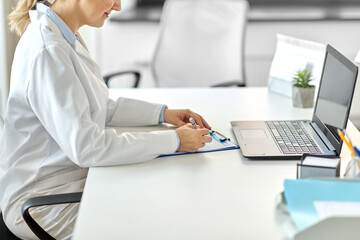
[313,45,358,153]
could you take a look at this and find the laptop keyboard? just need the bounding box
[266,121,322,154]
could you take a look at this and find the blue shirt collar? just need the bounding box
[36,3,76,45]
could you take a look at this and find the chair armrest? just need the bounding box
[103,70,141,88]
[211,80,246,87]
[21,192,82,240]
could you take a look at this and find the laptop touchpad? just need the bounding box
[240,129,267,139]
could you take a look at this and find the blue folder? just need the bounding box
[284,178,360,231]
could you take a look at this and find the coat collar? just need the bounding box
[29,6,102,78]
[35,3,76,45]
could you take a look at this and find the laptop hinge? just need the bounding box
[310,122,336,151]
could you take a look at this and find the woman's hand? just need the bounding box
[175,124,212,152]
[164,108,211,129]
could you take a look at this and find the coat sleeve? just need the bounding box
[105,97,164,127]
[26,45,178,167]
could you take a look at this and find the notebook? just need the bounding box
[231,44,358,159]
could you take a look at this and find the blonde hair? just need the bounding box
[9,0,38,36]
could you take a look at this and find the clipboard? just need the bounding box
[158,130,239,158]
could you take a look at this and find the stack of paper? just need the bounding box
[284,179,360,231]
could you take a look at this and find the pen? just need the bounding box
[354,146,360,157]
[337,129,356,156]
[352,146,360,174]
[189,117,197,129]
[342,130,360,171]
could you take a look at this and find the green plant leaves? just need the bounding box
[292,68,315,88]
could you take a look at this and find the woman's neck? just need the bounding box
[50,1,82,34]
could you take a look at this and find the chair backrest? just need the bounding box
[151,0,249,87]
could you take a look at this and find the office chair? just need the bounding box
[103,70,141,88]
[151,0,249,87]
[0,193,82,240]
[0,114,82,240]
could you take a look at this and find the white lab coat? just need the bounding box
[0,9,178,239]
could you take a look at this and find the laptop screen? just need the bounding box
[313,45,358,154]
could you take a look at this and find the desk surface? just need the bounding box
[73,88,359,240]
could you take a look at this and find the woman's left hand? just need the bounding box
[164,108,211,129]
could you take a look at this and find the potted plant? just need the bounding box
[292,68,315,108]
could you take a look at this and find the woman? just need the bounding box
[0,0,212,239]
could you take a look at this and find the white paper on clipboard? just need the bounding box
[268,34,326,98]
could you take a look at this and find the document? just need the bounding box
[314,201,360,220]
[111,125,239,158]
[200,135,238,151]
[159,133,239,158]
[283,179,360,231]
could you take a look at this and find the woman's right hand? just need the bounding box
[175,124,212,152]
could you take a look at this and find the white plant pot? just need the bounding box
[292,86,315,108]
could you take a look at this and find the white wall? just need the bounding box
[79,0,136,58]
[0,1,8,115]
[0,0,18,116]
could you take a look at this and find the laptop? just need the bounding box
[231,44,358,159]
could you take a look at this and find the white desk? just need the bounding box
[73,88,360,240]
